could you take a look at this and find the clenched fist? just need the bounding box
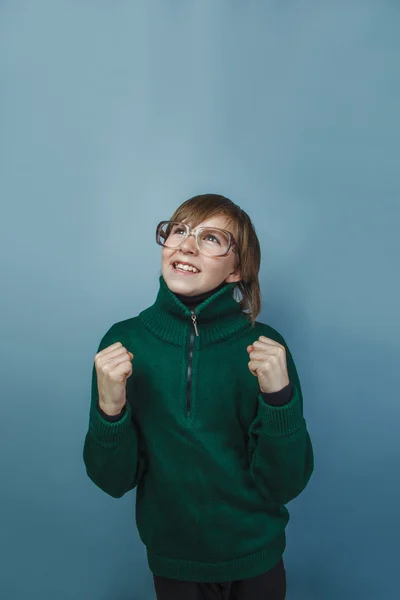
[247,335,290,394]
[95,342,134,416]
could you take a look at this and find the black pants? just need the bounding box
[153,558,286,600]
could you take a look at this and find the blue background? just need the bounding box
[1,1,399,598]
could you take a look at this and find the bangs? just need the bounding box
[171,205,240,241]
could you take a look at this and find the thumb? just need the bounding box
[129,351,134,359]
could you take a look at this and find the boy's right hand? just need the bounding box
[94,342,134,415]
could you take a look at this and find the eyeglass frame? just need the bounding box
[156,220,239,260]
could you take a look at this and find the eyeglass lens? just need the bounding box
[158,222,230,257]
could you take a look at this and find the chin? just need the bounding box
[162,265,202,293]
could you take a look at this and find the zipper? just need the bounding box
[186,310,199,417]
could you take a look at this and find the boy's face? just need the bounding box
[161,214,241,297]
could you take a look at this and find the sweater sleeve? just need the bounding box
[247,341,314,506]
[82,325,146,498]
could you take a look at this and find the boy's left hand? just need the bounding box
[247,336,290,393]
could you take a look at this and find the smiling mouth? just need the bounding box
[171,262,201,274]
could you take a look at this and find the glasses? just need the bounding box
[156,221,238,258]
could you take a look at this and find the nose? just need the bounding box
[179,232,198,253]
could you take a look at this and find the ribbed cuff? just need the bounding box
[258,384,304,437]
[88,399,133,446]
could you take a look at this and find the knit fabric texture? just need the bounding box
[83,275,314,582]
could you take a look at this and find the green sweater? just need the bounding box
[83,275,314,583]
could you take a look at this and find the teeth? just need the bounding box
[174,262,199,273]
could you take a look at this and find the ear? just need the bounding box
[225,267,241,283]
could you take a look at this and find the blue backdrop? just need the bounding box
[1,1,399,598]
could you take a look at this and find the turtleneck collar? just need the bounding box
[174,280,227,310]
[138,275,251,348]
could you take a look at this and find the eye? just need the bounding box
[172,226,185,235]
[203,233,221,244]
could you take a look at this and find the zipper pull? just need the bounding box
[190,310,199,336]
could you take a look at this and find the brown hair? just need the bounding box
[168,193,261,328]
